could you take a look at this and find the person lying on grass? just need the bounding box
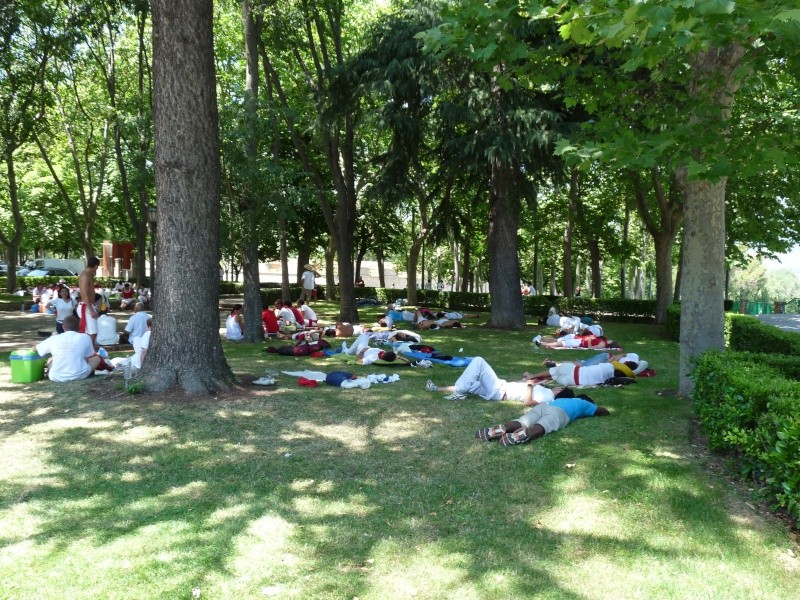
[539,352,649,374]
[413,309,462,330]
[476,390,610,446]
[425,357,560,403]
[523,359,638,387]
[532,332,620,350]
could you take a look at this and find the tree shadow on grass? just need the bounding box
[0,370,783,598]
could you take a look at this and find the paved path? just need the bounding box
[755,313,800,334]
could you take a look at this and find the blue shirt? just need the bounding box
[551,398,598,422]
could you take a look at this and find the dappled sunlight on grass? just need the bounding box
[1,319,799,598]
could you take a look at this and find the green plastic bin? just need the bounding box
[10,349,46,383]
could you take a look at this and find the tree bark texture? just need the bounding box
[239,0,264,342]
[487,156,525,329]
[678,43,744,395]
[146,0,234,394]
[631,168,682,324]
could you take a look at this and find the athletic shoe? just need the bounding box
[500,428,531,446]
[476,425,505,441]
[425,380,438,392]
[443,391,467,401]
[532,335,542,346]
[542,359,556,368]
[253,376,276,386]
[416,359,433,368]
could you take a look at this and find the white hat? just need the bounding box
[533,385,554,404]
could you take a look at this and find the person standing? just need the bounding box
[47,286,77,334]
[78,256,101,343]
[297,263,319,303]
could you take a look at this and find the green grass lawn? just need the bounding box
[1,303,798,599]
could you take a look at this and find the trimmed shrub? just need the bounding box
[728,313,800,356]
[693,350,800,523]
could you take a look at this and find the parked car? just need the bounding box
[25,268,77,277]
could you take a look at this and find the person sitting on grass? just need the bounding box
[425,357,559,404]
[285,300,306,328]
[476,392,610,446]
[225,304,244,341]
[34,315,112,382]
[262,303,281,337]
[297,299,318,327]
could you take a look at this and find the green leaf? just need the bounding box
[696,0,736,16]
[775,10,800,22]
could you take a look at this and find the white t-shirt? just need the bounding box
[40,289,55,305]
[36,331,94,382]
[299,304,317,322]
[226,314,244,340]
[125,311,150,342]
[51,297,76,322]
[550,362,614,386]
[132,330,151,369]
[96,314,120,345]
[301,270,315,290]
[278,307,296,324]
[360,348,383,365]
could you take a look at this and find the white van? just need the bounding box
[25,258,86,274]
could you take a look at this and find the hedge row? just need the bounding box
[727,314,800,355]
[693,350,800,524]
[664,300,738,341]
[346,287,665,320]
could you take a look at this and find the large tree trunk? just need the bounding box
[239,0,264,342]
[486,157,525,329]
[1,149,24,292]
[678,43,744,395]
[630,168,682,324]
[146,0,234,394]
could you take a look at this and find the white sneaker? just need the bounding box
[253,376,276,386]
[444,391,467,401]
[425,380,438,392]
[413,359,433,368]
[532,335,542,346]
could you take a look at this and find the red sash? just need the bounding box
[573,365,581,386]
[78,303,87,333]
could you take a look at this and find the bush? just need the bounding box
[728,314,800,356]
[693,350,800,523]
[524,296,658,323]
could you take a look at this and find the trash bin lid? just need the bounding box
[10,349,39,359]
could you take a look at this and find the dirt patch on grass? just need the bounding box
[84,372,283,404]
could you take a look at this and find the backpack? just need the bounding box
[325,371,354,387]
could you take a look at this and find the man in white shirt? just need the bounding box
[131,319,152,370]
[297,299,318,327]
[225,305,244,341]
[35,315,101,382]
[297,264,318,303]
[125,302,150,345]
[275,299,296,326]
